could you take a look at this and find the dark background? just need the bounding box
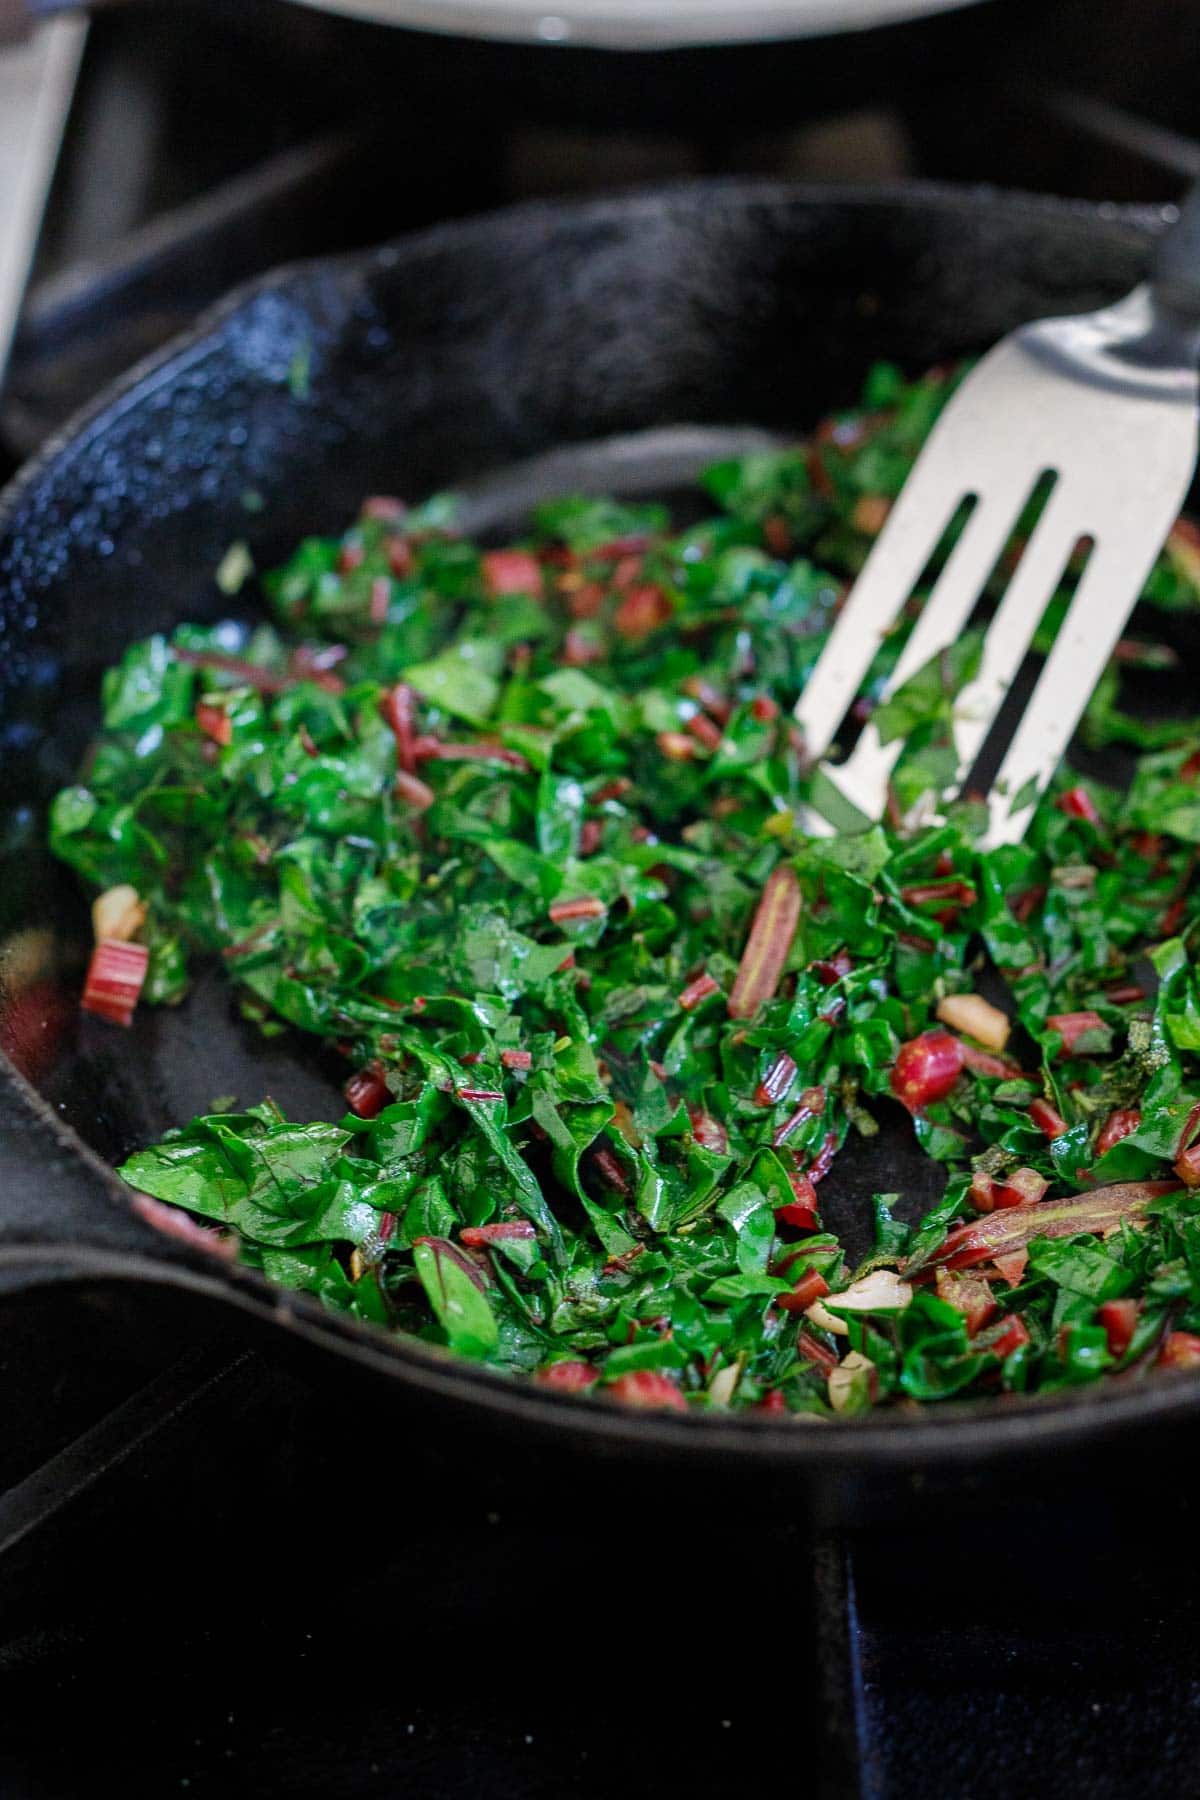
[6,0,1199,467]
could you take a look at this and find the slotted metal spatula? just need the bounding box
[798,184,1200,848]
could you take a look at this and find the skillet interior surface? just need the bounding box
[2,178,1197,1492]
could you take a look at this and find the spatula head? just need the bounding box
[800,286,1200,845]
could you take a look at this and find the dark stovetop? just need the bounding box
[1,1283,1198,1799]
[6,0,1200,471]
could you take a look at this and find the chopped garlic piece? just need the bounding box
[936,991,1011,1051]
[827,1269,913,1314]
[828,1351,877,1414]
[707,1360,742,1408]
[216,540,254,595]
[805,1299,849,1336]
[92,884,146,944]
[0,926,55,991]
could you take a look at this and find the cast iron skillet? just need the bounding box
[1,179,1196,1512]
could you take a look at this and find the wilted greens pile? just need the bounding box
[49,363,1200,1417]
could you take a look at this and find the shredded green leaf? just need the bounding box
[49,363,1200,1416]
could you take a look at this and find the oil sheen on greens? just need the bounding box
[49,362,1200,1418]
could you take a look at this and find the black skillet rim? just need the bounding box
[3,174,1196,1468]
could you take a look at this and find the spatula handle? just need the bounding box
[1151,179,1200,321]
